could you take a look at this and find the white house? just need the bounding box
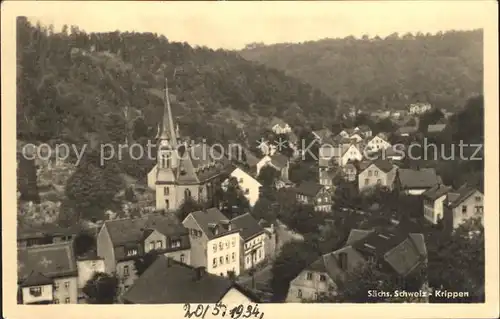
[76,254,106,302]
[271,119,292,135]
[222,167,262,206]
[230,213,267,272]
[183,208,241,277]
[422,184,452,224]
[340,144,364,166]
[409,103,432,115]
[365,134,391,154]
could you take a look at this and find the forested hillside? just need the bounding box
[240,30,483,112]
[16,17,337,146]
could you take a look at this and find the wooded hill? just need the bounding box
[240,30,483,112]
[16,17,337,147]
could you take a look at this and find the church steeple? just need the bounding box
[158,78,178,147]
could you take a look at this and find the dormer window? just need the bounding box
[171,239,181,248]
[29,287,42,297]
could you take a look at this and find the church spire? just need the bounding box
[158,78,178,147]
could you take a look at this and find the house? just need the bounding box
[222,167,262,206]
[226,145,260,176]
[409,103,432,115]
[182,208,241,277]
[18,242,78,304]
[286,228,427,302]
[96,213,191,294]
[342,162,358,182]
[312,128,334,143]
[17,223,79,249]
[318,167,336,188]
[422,184,452,224]
[358,159,398,191]
[270,118,292,135]
[295,182,333,212]
[258,220,277,260]
[443,185,484,230]
[121,257,260,304]
[395,168,441,195]
[76,251,106,302]
[230,213,267,272]
[339,143,364,166]
[396,126,418,137]
[364,134,392,154]
[147,80,232,211]
[338,125,372,140]
[427,124,447,134]
[382,145,405,161]
[268,153,290,181]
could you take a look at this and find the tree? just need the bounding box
[270,239,321,302]
[82,272,119,304]
[427,218,484,302]
[418,108,445,133]
[220,177,250,218]
[124,186,137,203]
[134,251,160,276]
[17,155,40,203]
[257,166,280,188]
[177,197,205,222]
[73,231,96,257]
[282,204,324,235]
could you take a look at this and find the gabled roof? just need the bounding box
[230,213,265,241]
[363,159,395,174]
[446,185,482,208]
[427,124,446,133]
[18,242,78,283]
[17,223,80,241]
[422,184,452,200]
[312,128,334,141]
[19,270,53,287]
[104,213,189,247]
[397,168,440,189]
[270,118,288,128]
[122,256,260,304]
[187,208,237,240]
[295,181,324,197]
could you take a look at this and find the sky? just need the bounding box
[21,1,493,50]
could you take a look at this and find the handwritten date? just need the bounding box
[183,303,264,319]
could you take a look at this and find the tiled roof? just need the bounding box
[422,184,452,200]
[369,159,395,173]
[104,213,189,247]
[188,208,237,240]
[294,181,324,198]
[18,242,78,283]
[345,229,374,245]
[446,184,481,208]
[230,213,265,241]
[396,126,418,135]
[312,128,334,141]
[397,168,440,189]
[122,256,259,304]
[17,223,80,241]
[19,270,53,287]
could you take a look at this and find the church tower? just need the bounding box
[154,78,180,211]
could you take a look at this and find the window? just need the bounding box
[164,187,169,196]
[149,242,155,251]
[475,196,481,202]
[245,188,249,195]
[306,272,313,280]
[123,265,129,277]
[374,170,378,177]
[165,200,169,209]
[368,170,372,177]
[225,255,229,263]
[184,189,192,199]
[258,249,262,258]
[213,258,217,268]
[54,299,59,304]
[171,240,180,248]
[126,248,137,256]
[232,252,235,261]
[180,254,185,263]
[213,244,217,252]
[365,179,369,185]
[231,238,236,247]
[64,281,70,289]
[54,282,59,291]
[246,256,250,264]
[225,240,229,248]
[156,240,163,249]
[297,289,303,298]
[462,205,467,214]
[377,179,382,184]
[29,287,42,297]
[91,261,97,267]
[313,292,318,300]
[219,256,224,265]
[475,206,484,213]
[219,242,223,250]
[65,298,70,304]
[317,197,322,203]
[319,274,326,282]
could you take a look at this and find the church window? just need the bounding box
[164,187,169,196]
[185,189,192,199]
[165,200,169,209]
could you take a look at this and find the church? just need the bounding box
[147,79,232,211]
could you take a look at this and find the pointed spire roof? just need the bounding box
[158,78,178,146]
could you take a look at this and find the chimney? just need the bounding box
[194,267,206,280]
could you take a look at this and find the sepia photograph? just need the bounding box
[2,1,499,318]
